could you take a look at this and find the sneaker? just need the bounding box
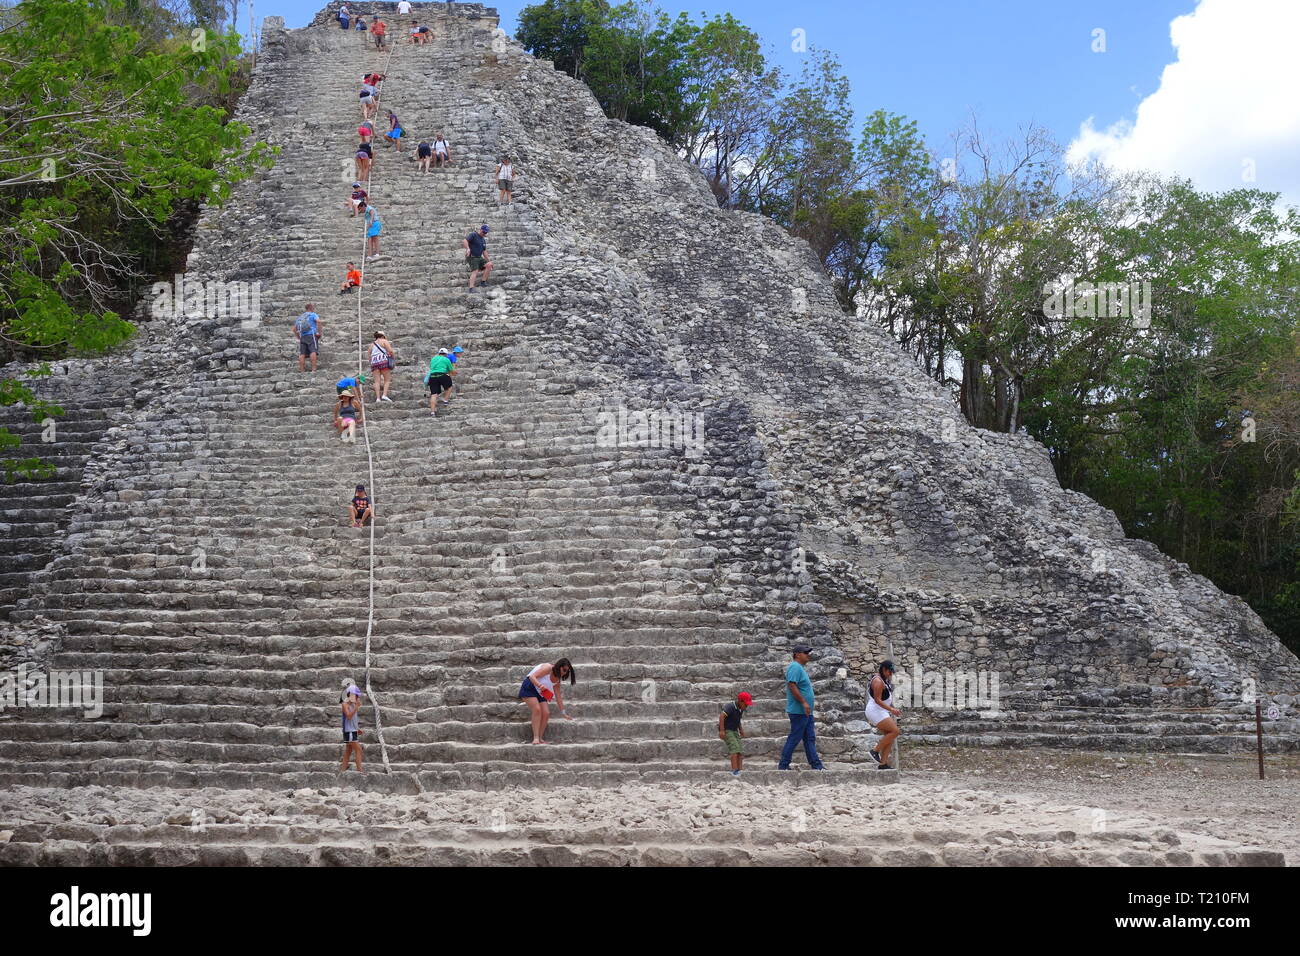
[868,749,881,764]
[730,770,741,776]
[877,763,893,771]
[380,395,393,403]
[467,286,478,293]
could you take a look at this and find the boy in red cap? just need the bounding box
[719,692,753,775]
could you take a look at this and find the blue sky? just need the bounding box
[266,1,1300,204]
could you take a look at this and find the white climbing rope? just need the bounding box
[349,26,401,781]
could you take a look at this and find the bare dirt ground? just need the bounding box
[902,745,1300,863]
[0,747,1294,865]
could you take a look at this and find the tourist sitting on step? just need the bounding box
[354,17,366,34]
[410,21,431,44]
[720,691,753,776]
[354,141,373,180]
[349,484,373,528]
[464,224,492,291]
[293,304,321,373]
[518,658,575,744]
[338,262,363,295]
[425,349,455,417]
[370,330,396,403]
[433,133,452,168]
[362,201,382,260]
[339,682,364,772]
[370,16,387,49]
[347,181,368,216]
[865,660,901,771]
[334,388,363,442]
[382,110,405,153]
[416,140,434,174]
[497,156,514,204]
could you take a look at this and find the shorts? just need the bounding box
[723,730,743,755]
[518,678,548,700]
[386,128,403,140]
[343,730,359,742]
[498,178,513,190]
[367,222,381,237]
[355,150,369,160]
[428,374,453,395]
[341,416,357,427]
[370,359,391,370]
[865,700,892,726]
[298,335,318,355]
[467,256,487,272]
[417,145,432,158]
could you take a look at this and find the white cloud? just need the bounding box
[1067,0,1300,207]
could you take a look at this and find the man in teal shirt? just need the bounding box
[426,348,455,417]
[778,644,825,770]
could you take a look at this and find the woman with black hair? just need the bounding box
[518,658,575,744]
[865,660,901,769]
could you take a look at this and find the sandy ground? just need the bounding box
[0,747,1294,864]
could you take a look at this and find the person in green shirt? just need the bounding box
[425,348,455,417]
[778,644,825,770]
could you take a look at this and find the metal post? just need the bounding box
[1255,701,1265,780]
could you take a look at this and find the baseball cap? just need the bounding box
[451,346,463,353]
[736,692,754,706]
[352,181,362,187]
[438,348,449,355]
[355,484,365,491]
[347,685,361,697]
[479,224,490,233]
[791,643,813,656]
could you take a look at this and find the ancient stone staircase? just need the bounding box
[0,6,880,791]
[2,0,1298,801]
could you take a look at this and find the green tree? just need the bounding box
[0,0,272,479]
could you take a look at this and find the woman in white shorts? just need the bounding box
[866,660,901,769]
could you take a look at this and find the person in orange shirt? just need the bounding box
[370,16,387,49]
[338,262,363,295]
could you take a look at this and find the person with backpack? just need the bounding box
[865,660,901,770]
[336,373,366,397]
[339,682,364,772]
[518,658,575,744]
[338,4,349,29]
[425,348,454,417]
[349,484,373,528]
[293,304,321,372]
[719,691,753,776]
[463,224,492,291]
[777,644,825,771]
[383,110,404,152]
[369,330,396,403]
[433,132,452,168]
